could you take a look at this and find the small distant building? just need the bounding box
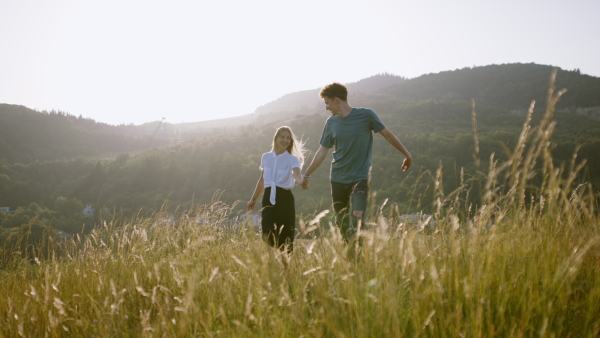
[58,230,72,239]
[0,207,13,213]
[82,205,94,216]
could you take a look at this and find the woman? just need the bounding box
[247,126,305,254]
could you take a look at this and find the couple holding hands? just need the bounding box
[247,82,412,255]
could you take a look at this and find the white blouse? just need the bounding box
[260,151,301,205]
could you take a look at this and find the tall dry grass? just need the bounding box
[0,70,598,337]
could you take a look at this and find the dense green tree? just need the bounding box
[53,196,84,217]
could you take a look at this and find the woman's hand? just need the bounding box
[247,199,256,212]
[301,176,309,190]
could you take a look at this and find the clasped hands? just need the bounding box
[300,176,309,190]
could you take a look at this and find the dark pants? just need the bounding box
[331,180,369,242]
[262,187,295,253]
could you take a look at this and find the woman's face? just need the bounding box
[275,130,292,151]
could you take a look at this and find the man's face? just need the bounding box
[324,97,339,115]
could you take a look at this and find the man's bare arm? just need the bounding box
[301,145,330,189]
[379,128,412,171]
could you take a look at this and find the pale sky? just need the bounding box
[1,0,599,126]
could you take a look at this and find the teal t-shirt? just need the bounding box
[319,108,385,184]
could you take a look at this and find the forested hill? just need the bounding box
[381,63,600,110]
[0,105,171,164]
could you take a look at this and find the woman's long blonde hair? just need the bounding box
[271,126,306,167]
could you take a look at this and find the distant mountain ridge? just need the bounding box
[0,104,171,164]
[381,63,600,109]
[254,73,406,115]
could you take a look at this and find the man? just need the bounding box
[301,82,412,242]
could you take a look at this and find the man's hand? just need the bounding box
[379,128,412,172]
[301,145,329,191]
[402,157,412,171]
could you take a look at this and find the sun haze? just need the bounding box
[1,0,598,125]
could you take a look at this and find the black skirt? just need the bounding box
[261,187,295,252]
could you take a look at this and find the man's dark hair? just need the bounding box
[319,82,348,101]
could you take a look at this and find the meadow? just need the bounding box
[0,72,598,337]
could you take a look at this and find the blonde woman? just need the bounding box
[247,126,306,254]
